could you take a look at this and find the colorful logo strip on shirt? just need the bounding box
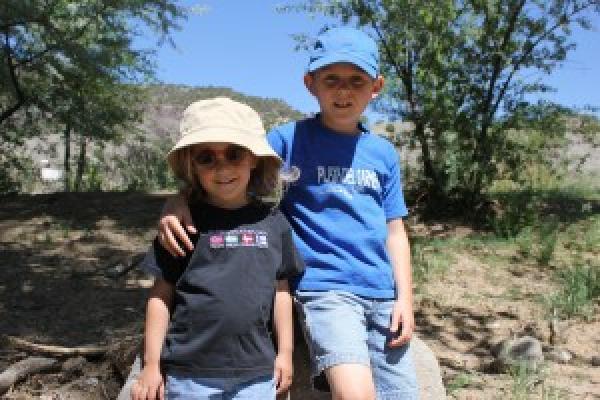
[209,230,268,249]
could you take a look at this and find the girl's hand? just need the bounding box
[158,194,195,257]
[130,365,164,400]
[274,351,293,395]
[388,298,415,347]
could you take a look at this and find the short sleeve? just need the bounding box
[277,218,305,280]
[382,145,408,219]
[267,128,286,160]
[139,238,188,284]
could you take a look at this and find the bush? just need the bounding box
[116,137,178,191]
[0,148,38,194]
[548,264,600,320]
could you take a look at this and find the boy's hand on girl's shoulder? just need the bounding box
[274,351,293,395]
[158,194,196,258]
[131,365,164,400]
[388,299,415,348]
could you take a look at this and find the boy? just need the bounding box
[159,27,419,399]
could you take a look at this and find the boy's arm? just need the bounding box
[131,279,174,400]
[386,217,415,348]
[158,193,196,257]
[272,279,294,395]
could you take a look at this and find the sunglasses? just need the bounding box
[192,145,249,168]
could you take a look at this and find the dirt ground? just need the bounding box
[0,191,598,399]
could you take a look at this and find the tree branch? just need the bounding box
[0,31,26,124]
[490,0,596,120]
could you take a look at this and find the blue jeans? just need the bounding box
[295,290,419,400]
[165,374,275,399]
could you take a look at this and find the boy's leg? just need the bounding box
[295,290,376,400]
[325,364,376,400]
[367,299,419,400]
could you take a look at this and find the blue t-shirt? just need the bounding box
[268,115,408,299]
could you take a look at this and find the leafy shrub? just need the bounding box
[548,264,600,320]
[0,148,38,194]
[488,190,539,238]
[116,137,178,191]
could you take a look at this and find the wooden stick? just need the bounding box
[4,335,107,357]
[0,356,57,395]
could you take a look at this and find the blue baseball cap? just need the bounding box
[307,27,379,78]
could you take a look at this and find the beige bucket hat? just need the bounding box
[167,97,281,171]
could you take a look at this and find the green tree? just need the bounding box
[1,0,186,191]
[0,0,184,130]
[282,0,600,206]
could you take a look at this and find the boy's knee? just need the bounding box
[325,364,376,400]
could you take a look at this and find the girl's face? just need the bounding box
[191,142,257,209]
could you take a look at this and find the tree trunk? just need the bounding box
[0,35,25,126]
[63,124,71,192]
[74,134,87,192]
[414,121,439,190]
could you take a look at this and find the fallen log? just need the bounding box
[0,356,58,395]
[4,335,107,357]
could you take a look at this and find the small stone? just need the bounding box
[485,320,502,330]
[61,356,87,379]
[84,377,99,387]
[106,264,125,277]
[430,224,445,233]
[546,348,572,364]
[521,321,551,343]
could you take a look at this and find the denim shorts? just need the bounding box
[165,373,275,399]
[295,290,419,400]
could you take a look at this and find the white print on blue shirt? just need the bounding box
[316,166,381,191]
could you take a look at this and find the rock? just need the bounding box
[116,356,141,400]
[84,377,99,387]
[545,347,572,364]
[116,336,446,400]
[61,356,87,380]
[107,334,142,380]
[521,320,551,343]
[591,356,600,367]
[430,224,445,233]
[412,336,447,399]
[496,336,544,372]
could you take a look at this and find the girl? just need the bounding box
[131,97,304,400]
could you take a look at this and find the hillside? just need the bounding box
[15,85,305,193]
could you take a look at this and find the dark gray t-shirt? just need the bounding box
[141,201,304,379]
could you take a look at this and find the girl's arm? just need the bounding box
[272,279,294,395]
[158,193,196,257]
[386,218,415,348]
[131,279,174,400]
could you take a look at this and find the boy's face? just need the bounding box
[304,63,384,134]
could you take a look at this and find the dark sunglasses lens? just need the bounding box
[226,146,246,163]
[194,150,215,166]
